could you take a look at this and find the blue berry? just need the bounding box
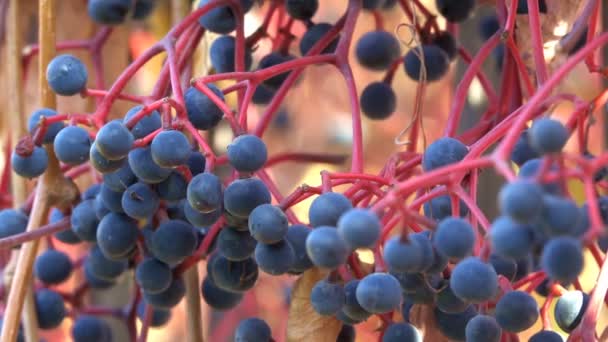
[433,217,475,259]
[210,35,253,73]
[248,204,288,244]
[309,192,352,227]
[95,120,134,160]
[305,226,350,269]
[404,45,450,82]
[337,208,381,249]
[46,54,88,96]
[356,30,401,71]
[360,82,396,120]
[310,280,345,315]
[355,273,402,314]
[184,85,225,130]
[123,105,162,139]
[227,134,268,172]
[151,130,191,167]
[495,291,539,332]
[490,216,533,259]
[422,137,468,171]
[450,257,498,303]
[53,126,92,165]
[12,146,48,178]
[541,237,584,284]
[498,180,544,223]
[529,118,569,154]
[88,0,133,25]
[465,315,502,342]
[28,108,64,144]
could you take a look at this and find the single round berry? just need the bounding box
[299,23,338,56]
[355,273,402,314]
[46,54,88,96]
[433,217,475,259]
[136,258,173,294]
[422,137,468,171]
[151,130,191,167]
[450,257,498,303]
[436,0,476,22]
[151,220,198,266]
[34,250,72,285]
[0,209,28,243]
[88,0,133,25]
[121,182,160,220]
[490,216,534,259]
[495,291,539,332]
[383,236,424,273]
[128,147,171,184]
[498,180,544,223]
[210,35,253,73]
[28,108,65,144]
[310,280,345,315]
[529,331,563,342]
[306,226,350,269]
[337,208,381,249]
[72,316,112,342]
[12,146,48,178]
[285,0,318,20]
[53,126,92,165]
[309,192,353,227]
[235,318,272,342]
[529,118,569,154]
[404,45,450,82]
[465,315,502,342]
[96,213,139,259]
[382,323,421,342]
[255,239,295,275]
[198,0,254,34]
[248,204,289,244]
[184,84,225,130]
[356,30,401,71]
[187,172,223,213]
[224,178,272,218]
[35,289,66,329]
[554,290,589,333]
[360,82,397,120]
[541,237,584,284]
[227,134,268,172]
[123,105,162,139]
[95,120,134,160]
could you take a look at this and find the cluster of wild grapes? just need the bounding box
[1,0,606,341]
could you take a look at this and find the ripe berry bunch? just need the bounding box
[1,0,608,341]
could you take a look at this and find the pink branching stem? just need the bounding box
[264,152,347,168]
[457,47,499,107]
[256,169,300,224]
[494,32,608,160]
[572,252,608,341]
[453,186,489,234]
[444,33,502,137]
[137,305,153,342]
[525,0,548,85]
[0,217,69,249]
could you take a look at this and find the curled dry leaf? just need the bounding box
[287,268,342,342]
